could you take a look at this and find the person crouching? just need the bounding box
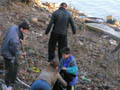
[30,60,67,90]
[54,47,78,90]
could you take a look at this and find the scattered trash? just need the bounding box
[31,67,40,73]
[79,41,84,46]
[81,76,91,83]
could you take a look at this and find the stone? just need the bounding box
[30,17,38,23]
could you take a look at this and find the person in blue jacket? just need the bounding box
[1,21,29,90]
[53,47,78,90]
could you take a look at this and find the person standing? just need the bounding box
[45,2,76,62]
[1,21,29,90]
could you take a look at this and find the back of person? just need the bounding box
[45,2,76,62]
[30,60,67,90]
[1,26,19,59]
[52,7,71,35]
[37,65,59,87]
[45,2,76,36]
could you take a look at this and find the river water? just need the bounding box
[42,0,120,21]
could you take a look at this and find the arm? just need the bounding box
[45,13,55,34]
[66,66,78,75]
[66,56,78,75]
[57,73,67,87]
[69,14,76,34]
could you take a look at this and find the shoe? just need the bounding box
[7,86,12,90]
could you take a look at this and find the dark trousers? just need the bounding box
[53,81,73,90]
[4,57,19,86]
[53,70,75,90]
[48,32,67,61]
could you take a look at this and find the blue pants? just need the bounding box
[30,80,51,90]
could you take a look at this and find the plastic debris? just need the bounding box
[31,67,40,73]
[81,76,91,83]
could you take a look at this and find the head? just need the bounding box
[60,2,67,9]
[62,47,70,59]
[49,60,59,70]
[19,21,29,34]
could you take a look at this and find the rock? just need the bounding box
[30,17,38,23]
[96,73,106,80]
[100,63,107,69]
[109,39,118,46]
[28,49,36,55]
[45,21,49,24]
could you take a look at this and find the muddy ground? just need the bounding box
[0,2,120,90]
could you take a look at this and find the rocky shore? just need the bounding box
[0,1,120,90]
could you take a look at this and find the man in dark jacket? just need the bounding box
[1,21,29,90]
[45,2,76,62]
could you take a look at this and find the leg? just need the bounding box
[48,33,58,62]
[4,59,10,86]
[67,86,72,90]
[11,57,19,83]
[53,80,59,90]
[53,80,63,90]
[60,70,75,84]
[4,58,14,86]
[58,35,67,61]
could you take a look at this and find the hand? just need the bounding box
[20,39,23,43]
[62,67,66,71]
[20,39,27,45]
[22,52,26,57]
[65,82,67,87]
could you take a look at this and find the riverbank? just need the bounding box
[0,1,120,90]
